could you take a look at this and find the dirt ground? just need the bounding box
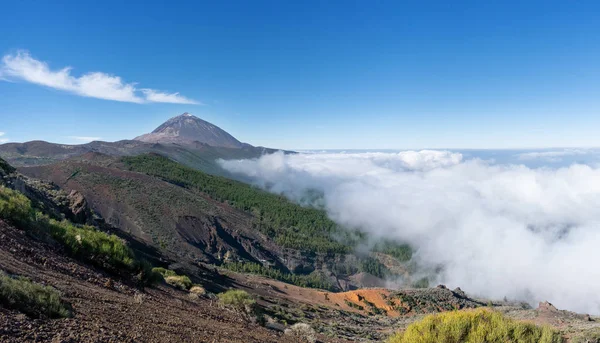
[0,219,306,343]
[3,214,600,343]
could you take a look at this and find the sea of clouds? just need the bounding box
[219,149,600,314]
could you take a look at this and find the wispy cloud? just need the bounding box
[67,136,101,143]
[141,89,200,105]
[0,132,8,143]
[0,51,200,105]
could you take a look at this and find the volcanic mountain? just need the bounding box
[134,113,245,148]
[0,113,283,173]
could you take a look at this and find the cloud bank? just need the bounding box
[517,149,590,162]
[0,132,8,143]
[0,51,199,104]
[220,151,600,314]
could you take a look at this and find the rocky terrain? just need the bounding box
[3,114,600,342]
[17,152,408,293]
[134,113,245,148]
[0,217,309,343]
[0,155,478,342]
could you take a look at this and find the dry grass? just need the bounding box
[388,308,562,343]
[164,276,193,290]
[284,323,317,343]
[218,289,256,314]
[0,270,70,319]
[152,267,193,290]
[190,286,206,295]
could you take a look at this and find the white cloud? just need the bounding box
[517,149,589,162]
[221,151,600,314]
[141,89,200,105]
[67,136,101,143]
[0,132,8,143]
[0,51,199,105]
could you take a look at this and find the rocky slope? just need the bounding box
[19,154,275,265]
[0,218,307,343]
[18,153,394,291]
[135,113,244,148]
[3,156,600,342]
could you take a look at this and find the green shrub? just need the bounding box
[0,270,70,319]
[136,261,164,286]
[189,285,206,296]
[0,186,155,281]
[152,267,193,290]
[218,289,265,325]
[152,267,176,277]
[165,275,193,290]
[387,308,562,343]
[284,323,317,343]
[571,328,600,343]
[0,186,33,227]
[218,289,256,313]
[47,218,135,270]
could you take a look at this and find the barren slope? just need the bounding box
[0,218,311,343]
[20,155,284,269]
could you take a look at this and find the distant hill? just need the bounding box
[0,113,287,175]
[135,113,245,148]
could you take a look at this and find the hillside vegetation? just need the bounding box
[123,154,358,254]
[0,270,70,319]
[387,308,562,343]
[0,185,154,280]
[123,154,414,264]
[223,261,335,291]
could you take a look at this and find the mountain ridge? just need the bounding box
[134,113,245,148]
[0,113,288,174]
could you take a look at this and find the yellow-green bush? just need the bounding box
[218,289,256,312]
[0,270,70,319]
[387,308,562,343]
[135,260,164,286]
[570,328,600,343]
[47,218,135,270]
[0,186,33,227]
[164,275,193,290]
[151,267,193,290]
[152,267,175,278]
[189,285,206,295]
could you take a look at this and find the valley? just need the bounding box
[1,113,600,342]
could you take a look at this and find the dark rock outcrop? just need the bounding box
[1,164,93,225]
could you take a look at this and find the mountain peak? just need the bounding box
[134,113,244,148]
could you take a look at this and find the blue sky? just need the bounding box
[1,0,599,149]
